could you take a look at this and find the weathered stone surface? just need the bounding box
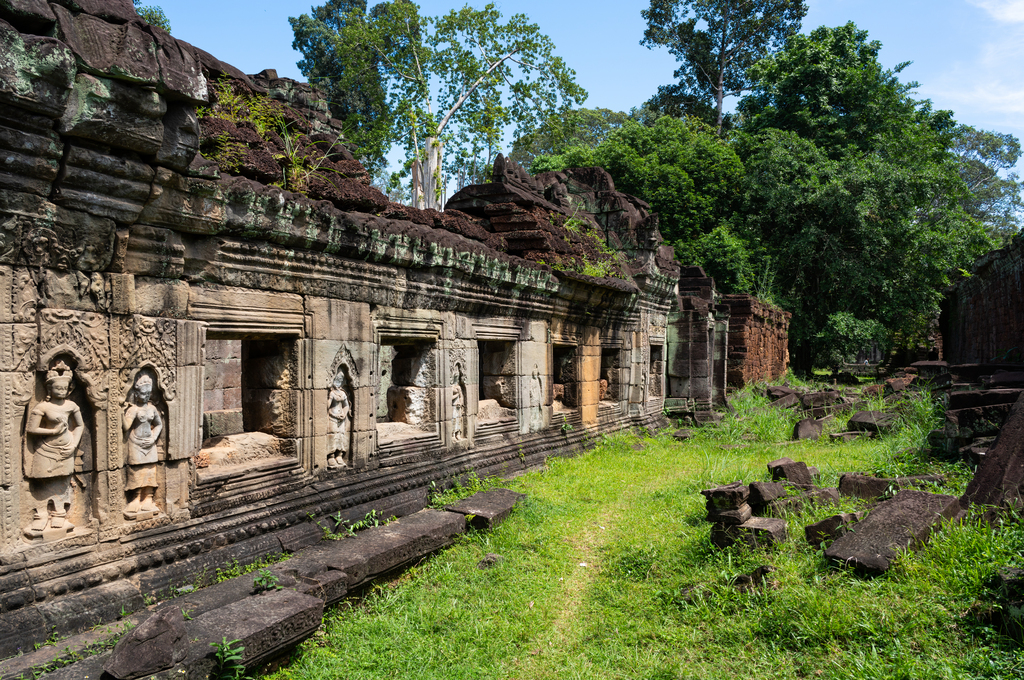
[748,481,786,508]
[711,517,787,549]
[302,510,465,587]
[771,392,800,409]
[188,589,324,670]
[767,385,799,401]
[707,503,752,525]
[154,103,200,172]
[0,107,63,196]
[0,20,75,117]
[444,488,526,530]
[60,73,166,154]
[825,490,960,573]
[793,417,825,441]
[962,392,1024,508]
[801,390,842,409]
[0,0,56,31]
[847,410,898,434]
[104,606,188,680]
[767,458,813,486]
[767,487,839,515]
[838,472,946,500]
[53,143,155,223]
[805,511,865,545]
[700,481,750,508]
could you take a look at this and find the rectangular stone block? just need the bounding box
[132,277,188,318]
[444,488,526,530]
[167,364,202,459]
[203,409,243,438]
[305,297,371,341]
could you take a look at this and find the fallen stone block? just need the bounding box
[444,488,526,530]
[767,386,799,401]
[104,607,187,680]
[831,430,872,440]
[731,564,778,592]
[707,503,753,525]
[949,389,1024,410]
[838,472,947,500]
[672,428,693,441]
[767,458,813,486]
[793,417,825,441]
[825,490,960,574]
[302,509,465,587]
[187,589,324,674]
[805,511,865,546]
[767,487,839,516]
[801,390,843,409]
[711,517,787,549]
[771,392,800,409]
[748,481,786,509]
[847,411,898,434]
[700,481,749,509]
[962,392,1024,509]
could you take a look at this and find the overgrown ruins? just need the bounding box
[0,0,792,655]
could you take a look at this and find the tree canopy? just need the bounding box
[733,23,992,369]
[641,0,806,131]
[951,125,1024,244]
[290,1,585,208]
[508,108,628,169]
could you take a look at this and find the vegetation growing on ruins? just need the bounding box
[262,385,1023,680]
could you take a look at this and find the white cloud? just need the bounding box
[968,0,1024,22]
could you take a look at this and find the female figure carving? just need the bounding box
[24,361,84,535]
[122,372,163,518]
[451,364,466,441]
[327,370,352,468]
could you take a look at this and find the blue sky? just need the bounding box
[155,0,1024,172]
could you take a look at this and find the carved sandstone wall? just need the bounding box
[722,294,791,388]
[941,236,1024,365]
[0,2,685,656]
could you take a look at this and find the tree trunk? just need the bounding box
[420,137,443,210]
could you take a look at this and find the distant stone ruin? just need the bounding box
[0,1,789,655]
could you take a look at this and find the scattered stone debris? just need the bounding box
[711,517,788,549]
[847,411,898,434]
[837,472,946,500]
[445,488,526,531]
[104,607,189,680]
[804,512,865,546]
[824,490,960,574]
[767,457,814,486]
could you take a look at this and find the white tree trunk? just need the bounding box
[418,137,443,211]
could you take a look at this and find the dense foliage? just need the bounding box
[290,1,584,207]
[734,23,992,369]
[640,0,807,130]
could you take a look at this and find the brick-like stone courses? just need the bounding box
[942,237,1024,365]
[722,294,791,388]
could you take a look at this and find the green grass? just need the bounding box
[262,386,1024,680]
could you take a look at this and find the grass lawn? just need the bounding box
[263,387,1024,680]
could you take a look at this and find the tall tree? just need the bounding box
[291,1,585,209]
[951,125,1024,243]
[735,23,992,370]
[290,0,390,176]
[640,0,806,132]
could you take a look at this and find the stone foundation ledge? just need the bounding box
[0,495,526,680]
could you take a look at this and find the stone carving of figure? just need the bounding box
[529,364,544,431]
[327,370,352,469]
[24,361,84,537]
[451,365,466,441]
[122,372,163,519]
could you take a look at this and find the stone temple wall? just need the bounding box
[941,236,1024,365]
[722,294,791,388]
[0,1,691,655]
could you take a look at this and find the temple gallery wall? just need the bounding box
[0,1,790,655]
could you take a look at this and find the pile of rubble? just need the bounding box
[764,384,902,441]
[700,458,962,575]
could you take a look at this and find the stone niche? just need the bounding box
[478,341,517,419]
[553,345,580,411]
[380,343,437,439]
